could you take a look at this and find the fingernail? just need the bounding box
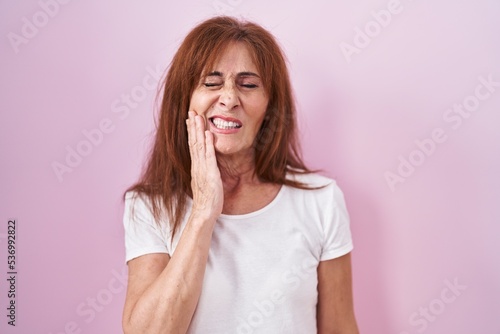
[188,111,194,118]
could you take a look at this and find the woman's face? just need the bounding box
[189,42,269,157]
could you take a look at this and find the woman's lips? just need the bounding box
[208,116,242,134]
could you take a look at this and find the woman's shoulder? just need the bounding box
[125,190,152,206]
[123,190,163,219]
[285,169,336,188]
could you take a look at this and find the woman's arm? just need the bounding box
[317,253,359,334]
[122,214,216,334]
[122,112,223,334]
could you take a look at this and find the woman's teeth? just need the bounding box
[212,118,241,129]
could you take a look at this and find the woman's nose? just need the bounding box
[218,85,239,111]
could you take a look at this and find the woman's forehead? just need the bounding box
[201,42,261,79]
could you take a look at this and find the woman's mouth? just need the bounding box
[209,117,242,130]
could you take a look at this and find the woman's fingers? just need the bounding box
[186,110,223,218]
[204,130,216,161]
[187,112,206,149]
[187,111,196,149]
[187,111,216,172]
[194,114,206,151]
[187,111,205,163]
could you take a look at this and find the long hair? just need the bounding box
[126,16,313,238]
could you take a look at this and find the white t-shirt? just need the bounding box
[123,172,353,333]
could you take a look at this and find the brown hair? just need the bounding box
[126,16,313,238]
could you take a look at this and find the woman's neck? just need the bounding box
[216,151,260,193]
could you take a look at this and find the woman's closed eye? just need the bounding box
[238,76,260,89]
[203,82,222,88]
[202,82,258,89]
[241,83,258,88]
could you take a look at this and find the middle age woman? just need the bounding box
[122,16,358,334]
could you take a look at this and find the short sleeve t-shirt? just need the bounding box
[123,172,354,333]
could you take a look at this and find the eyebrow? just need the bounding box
[206,71,260,78]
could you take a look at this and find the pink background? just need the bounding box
[1,1,499,333]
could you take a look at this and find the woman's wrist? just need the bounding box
[188,208,219,228]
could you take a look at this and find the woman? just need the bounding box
[122,16,359,334]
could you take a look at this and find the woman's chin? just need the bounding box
[214,144,238,156]
[214,142,250,157]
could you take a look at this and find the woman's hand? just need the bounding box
[124,111,223,334]
[186,111,224,222]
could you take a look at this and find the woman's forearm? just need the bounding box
[124,214,216,334]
